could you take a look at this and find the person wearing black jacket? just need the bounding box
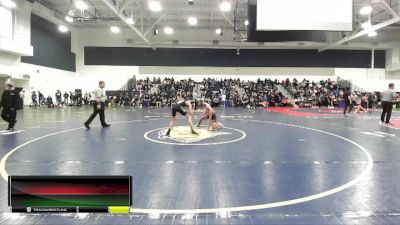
[63,91,69,105]
[55,90,62,106]
[1,80,19,131]
[343,88,353,116]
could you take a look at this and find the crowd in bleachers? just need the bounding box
[282,77,380,111]
[27,76,384,112]
[116,77,287,109]
[283,78,340,107]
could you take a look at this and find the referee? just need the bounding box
[343,88,353,116]
[84,81,110,129]
[381,83,398,125]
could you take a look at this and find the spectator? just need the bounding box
[46,95,54,108]
[55,90,62,106]
[38,91,44,106]
[19,90,25,109]
[31,91,38,108]
[63,91,69,105]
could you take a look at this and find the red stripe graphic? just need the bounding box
[12,183,129,195]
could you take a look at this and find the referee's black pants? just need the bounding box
[381,101,393,123]
[1,107,17,129]
[343,101,353,115]
[85,102,106,126]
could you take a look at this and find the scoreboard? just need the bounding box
[8,176,132,213]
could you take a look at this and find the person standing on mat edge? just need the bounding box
[380,83,398,125]
[0,80,19,131]
[84,81,110,129]
[165,95,197,136]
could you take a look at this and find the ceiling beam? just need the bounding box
[380,0,400,18]
[143,12,168,37]
[319,0,400,52]
[116,40,392,50]
[118,0,132,13]
[319,17,400,52]
[209,6,214,40]
[219,12,234,28]
[219,12,246,40]
[100,0,155,50]
[133,0,153,28]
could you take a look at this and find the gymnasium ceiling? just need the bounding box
[31,0,400,50]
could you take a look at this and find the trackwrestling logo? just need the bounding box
[144,126,246,145]
[157,127,232,144]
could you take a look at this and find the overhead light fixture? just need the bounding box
[149,0,161,12]
[58,25,68,33]
[244,20,249,26]
[0,0,16,8]
[361,21,371,29]
[219,1,231,12]
[110,26,120,33]
[75,0,88,10]
[368,31,377,37]
[359,5,372,15]
[188,17,197,25]
[215,26,223,35]
[188,0,194,5]
[126,17,134,25]
[65,16,74,23]
[164,26,173,35]
[68,9,75,16]
[153,27,159,35]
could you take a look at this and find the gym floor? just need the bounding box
[0,106,400,225]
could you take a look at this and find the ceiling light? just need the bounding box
[110,26,120,33]
[153,27,159,35]
[126,17,134,25]
[58,25,68,33]
[149,1,161,12]
[368,31,377,37]
[164,26,173,35]
[75,0,88,10]
[0,0,16,8]
[215,27,223,35]
[359,5,372,15]
[361,21,371,29]
[188,17,197,25]
[65,16,74,23]
[68,9,75,16]
[219,1,231,12]
[244,20,249,26]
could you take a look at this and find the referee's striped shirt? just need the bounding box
[92,88,106,102]
[381,89,397,102]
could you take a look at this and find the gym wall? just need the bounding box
[21,14,76,72]
[84,47,385,68]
